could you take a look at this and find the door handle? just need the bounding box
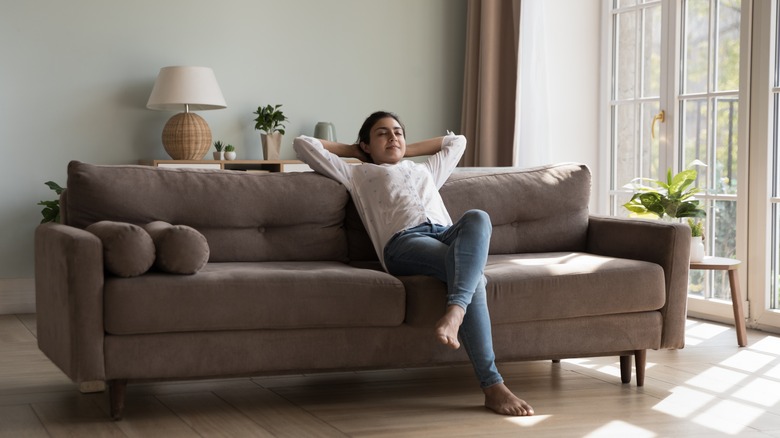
[651,110,665,140]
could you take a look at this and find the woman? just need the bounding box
[293,111,533,416]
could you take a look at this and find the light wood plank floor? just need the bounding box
[2,314,779,437]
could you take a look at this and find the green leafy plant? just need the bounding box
[225,144,235,152]
[38,181,65,224]
[622,161,707,221]
[214,140,225,152]
[688,218,704,237]
[253,104,288,134]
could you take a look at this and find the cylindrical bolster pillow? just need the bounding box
[85,221,155,277]
[144,221,210,274]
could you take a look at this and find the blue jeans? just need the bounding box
[383,209,503,389]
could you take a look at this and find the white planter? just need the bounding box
[690,235,705,262]
[225,151,236,161]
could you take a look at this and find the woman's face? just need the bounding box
[360,117,406,164]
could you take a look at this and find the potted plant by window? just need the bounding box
[213,140,225,160]
[622,161,707,261]
[224,144,236,161]
[253,104,288,160]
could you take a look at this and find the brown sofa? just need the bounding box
[34,161,690,420]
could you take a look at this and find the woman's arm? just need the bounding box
[320,140,370,162]
[293,136,354,187]
[405,136,446,157]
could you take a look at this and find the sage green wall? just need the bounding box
[0,0,467,278]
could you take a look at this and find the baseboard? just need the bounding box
[0,278,35,314]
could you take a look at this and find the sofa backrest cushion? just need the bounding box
[344,163,591,259]
[441,163,591,254]
[65,161,350,262]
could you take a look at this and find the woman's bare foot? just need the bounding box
[483,383,534,416]
[435,305,465,349]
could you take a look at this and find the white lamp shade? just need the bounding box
[147,66,227,111]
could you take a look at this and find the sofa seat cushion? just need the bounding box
[401,252,666,326]
[486,252,666,324]
[104,261,405,335]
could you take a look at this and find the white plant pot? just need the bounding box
[690,235,705,262]
[225,151,236,161]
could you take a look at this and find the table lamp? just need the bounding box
[147,66,227,160]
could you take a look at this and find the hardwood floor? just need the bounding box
[2,314,779,437]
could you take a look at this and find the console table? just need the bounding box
[689,256,747,347]
[138,159,312,173]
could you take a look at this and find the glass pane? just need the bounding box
[616,11,637,100]
[616,0,637,7]
[713,199,737,259]
[612,191,634,218]
[683,0,711,94]
[714,98,739,194]
[614,104,637,188]
[715,0,741,91]
[681,98,710,190]
[642,5,662,97]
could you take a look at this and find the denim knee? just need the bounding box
[461,209,492,236]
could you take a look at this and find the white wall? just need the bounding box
[0,0,467,279]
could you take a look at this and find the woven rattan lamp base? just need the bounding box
[161,112,212,160]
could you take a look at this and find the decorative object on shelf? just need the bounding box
[147,66,227,160]
[224,144,236,160]
[213,140,226,160]
[38,181,65,223]
[253,104,288,160]
[688,219,705,262]
[623,161,707,259]
[313,122,337,142]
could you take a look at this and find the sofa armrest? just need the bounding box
[586,215,690,349]
[35,222,105,382]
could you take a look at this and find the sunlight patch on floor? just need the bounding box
[596,364,621,378]
[583,420,656,438]
[685,366,749,393]
[750,335,780,354]
[653,386,716,418]
[684,320,731,345]
[719,350,776,373]
[502,414,551,427]
[692,399,765,435]
[733,378,780,407]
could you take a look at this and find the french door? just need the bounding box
[606,0,756,327]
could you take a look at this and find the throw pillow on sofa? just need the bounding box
[144,221,209,275]
[85,221,156,277]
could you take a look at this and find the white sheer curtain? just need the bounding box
[514,0,551,168]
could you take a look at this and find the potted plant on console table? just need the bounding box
[622,161,707,262]
[253,104,288,160]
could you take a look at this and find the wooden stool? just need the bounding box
[689,256,747,347]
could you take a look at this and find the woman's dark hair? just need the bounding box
[356,111,405,146]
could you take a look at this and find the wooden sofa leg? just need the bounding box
[619,355,632,384]
[619,350,647,386]
[635,349,647,387]
[551,359,561,364]
[109,379,127,421]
